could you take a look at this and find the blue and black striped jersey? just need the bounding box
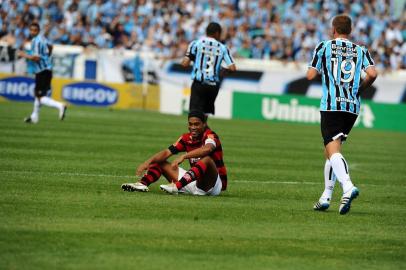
[31,35,52,74]
[186,37,234,83]
[309,38,374,115]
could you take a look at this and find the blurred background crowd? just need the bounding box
[0,0,405,71]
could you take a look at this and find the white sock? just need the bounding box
[320,159,336,201]
[30,97,40,121]
[329,153,354,194]
[40,96,63,110]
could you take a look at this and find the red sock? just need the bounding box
[140,163,162,186]
[176,161,207,189]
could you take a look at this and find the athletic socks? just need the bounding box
[140,163,162,186]
[329,153,354,194]
[320,159,336,201]
[30,97,41,121]
[40,96,64,110]
[29,97,64,122]
[176,161,207,189]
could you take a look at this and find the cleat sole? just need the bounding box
[121,184,148,192]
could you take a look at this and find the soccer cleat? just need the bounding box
[24,116,38,124]
[121,182,149,192]
[160,183,178,195]
[59,105,67,121]
[313,199,330,211]
[339,186,359,215]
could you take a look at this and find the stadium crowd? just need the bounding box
[0,0,405,71]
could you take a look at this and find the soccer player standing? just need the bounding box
[18,23,66,124]
[307,14,377,214]
[181,22,236,115]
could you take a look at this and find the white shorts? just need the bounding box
[177,167,222,196]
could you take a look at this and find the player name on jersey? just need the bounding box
[331,44,358,57]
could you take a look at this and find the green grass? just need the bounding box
[0,102,405,270]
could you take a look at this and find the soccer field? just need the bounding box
[0,102,405,270]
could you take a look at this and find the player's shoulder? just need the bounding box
[34,35,48,44]
[313,40,328,52]
[321,40,333,47]
[343,39,370,53]
[358,44,371,53]
[204,128,220,139]
[213,38,227,48]
[189,39,198,46]
[219,41,229,51]
[36,35,45,41]
[173,133,190,145]
[32,35,40,43]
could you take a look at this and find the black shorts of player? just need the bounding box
[189,80,220,114]
[35,69,52,97]
[320,111,358,146]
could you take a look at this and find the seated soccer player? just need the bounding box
[121,111,227,195]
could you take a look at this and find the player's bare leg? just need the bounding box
[159,161,180,183]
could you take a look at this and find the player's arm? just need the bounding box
[171,144,215,169]
[181,56,192,67]
[221,63,237,73]
[136,149,173,176]
[359,48,378,93]
[307,42,324,80]
[17,51,40,62]
[181,41,196,67]
[47,44,53,56]
[18,39,41,62]
[359,66,378,93]
[227,63,236,71]
[306,68,319,80]
[222,46,237,72]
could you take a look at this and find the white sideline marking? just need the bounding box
[0,170,389,187]
[1,170,316,184]
[0,170,133,179]
[234,180,319,185]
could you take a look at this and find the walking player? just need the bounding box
[307,14,377,214]
[181,22,236,115]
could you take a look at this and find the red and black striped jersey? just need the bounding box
[168,128,228,190]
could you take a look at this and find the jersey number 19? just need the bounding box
[331,58,355,84]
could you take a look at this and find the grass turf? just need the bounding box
[0,102,405,270]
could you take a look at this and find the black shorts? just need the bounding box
[35,69,52,97]
[189,80,220,114]
[320,111,358,146]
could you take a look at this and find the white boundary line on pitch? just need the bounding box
[0,170,391,187]
[0,170,133,179]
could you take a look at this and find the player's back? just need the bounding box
[311,38,374,114]
[187,37,233,83]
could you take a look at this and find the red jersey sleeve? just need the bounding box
[168,134,187,154]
